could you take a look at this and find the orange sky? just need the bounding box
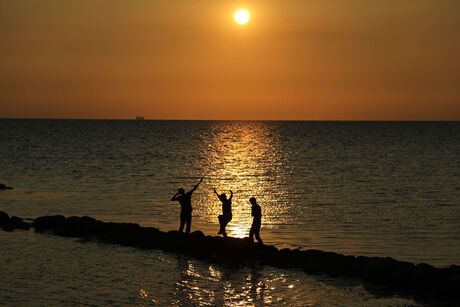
[0,0,459,120]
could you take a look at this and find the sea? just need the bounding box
[1,119,459,306]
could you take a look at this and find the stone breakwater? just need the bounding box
[1,211,459,301]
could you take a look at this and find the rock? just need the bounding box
[10,216,31,230]
[440,274,460,297]
[190,230,206,241]
[32,215,66,232]
[1,214,30,231]
[302,249,331,274]
[0,211,10,225]
[137,227,162,249]
[407,263,441,294]
[2,223,14,231]
[270,248,305,269]
[260,245,279,265]
[324,254,361,277]
[363,257,398,281]
[1,211,13,231]
[54,216,99,238]
[363,257,416,290]
[0,183,13,190]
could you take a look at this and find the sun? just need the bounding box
[234,8,250,25]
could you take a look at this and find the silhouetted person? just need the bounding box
[249,197,263,244]
[171,178,203,233]
[213,189,233,237]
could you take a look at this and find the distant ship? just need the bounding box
[135,116,145,120]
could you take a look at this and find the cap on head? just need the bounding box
[178,188,185,194]
[249,197,257,205]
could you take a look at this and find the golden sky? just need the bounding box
[1,0,459,120]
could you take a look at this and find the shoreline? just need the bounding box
[1,211,459,301]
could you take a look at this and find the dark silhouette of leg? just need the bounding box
[249,222,262,243]
[218,215,224,234]
[255,229,263,244]
[221,215,230,237]
[185,212,192,233]
[179,211,186,232]
[249,225,255,242]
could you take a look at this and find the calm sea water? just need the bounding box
[1,119,459,305]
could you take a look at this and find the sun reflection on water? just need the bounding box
[199,122,291,240]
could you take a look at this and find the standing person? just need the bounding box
[171,178,203,233]
[213,189,233,237]
[249,197,263,244]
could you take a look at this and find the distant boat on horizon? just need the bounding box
[135,116,145,120]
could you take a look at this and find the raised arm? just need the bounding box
[213,188,220,197]
[229,190,233,200]
[171,193,180,201]
[190,177,203,193]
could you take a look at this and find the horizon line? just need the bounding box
[0,117,460,122]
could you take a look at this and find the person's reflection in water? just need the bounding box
[249,197,263,244]
[247,269,267,304]
[213,188,233,237]
[170,178,203,233]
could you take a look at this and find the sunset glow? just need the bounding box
[0,1,459,120]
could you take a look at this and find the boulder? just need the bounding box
[32,215,66,232]
[0,211,9,225]
[1,211,13,231]
[1,214,30,231]
[10,216,31,230]
[440,274,460,297]
[137,227,162,249]
[363,257,415,289]
[0,183,13,190]
[259,244,279,265]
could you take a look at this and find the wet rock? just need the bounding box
[1,211,14,231]
[1,214,30,231]
[363,257,399,281]
[161,231,188,252]
[270,248,305,269]
[440,274,460,297]
[137,227,162,249]
[323,254,361,277]
[302,249,334,274]
[363,257,416,290]
[102,222,144,247]
[0,183,13,190]
[407,262,442,294]
[355,255,371,273]
[190,230,206,241]
[302,252,400,280]
[32,215,67,232]
[259,245,279,265]
[213,237,257,264]
[0,211,9,225]
[10,216,31,230]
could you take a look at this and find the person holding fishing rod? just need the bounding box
[171,178,203,233]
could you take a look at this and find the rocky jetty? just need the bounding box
[1,211,459,301]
